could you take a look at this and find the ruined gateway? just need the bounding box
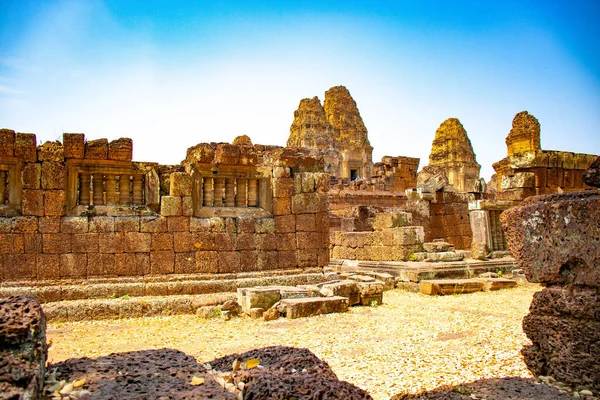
[0,85,599,398]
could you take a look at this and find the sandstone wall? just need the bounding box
[424,191,472,250]
[330,226,424,261]
[0,132,330,283]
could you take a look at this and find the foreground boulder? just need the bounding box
[0,296,47,400]
[501,191,600,392]
[207,346,372,399]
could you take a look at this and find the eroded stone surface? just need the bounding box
[583,155,600,188]
[208,346,372,400]
[505,111,541,156]
[0,295,47,400]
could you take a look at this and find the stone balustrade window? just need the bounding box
[192,164,272,217]
[66,160,159,215]
[0,158,22,216]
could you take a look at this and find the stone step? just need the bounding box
[41,293,237,322]
[419,279,485,295]
[477,277,518,291]
[278,296,349,319]
[0,268,330,303]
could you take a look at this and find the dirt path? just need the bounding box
[47,285,540,400]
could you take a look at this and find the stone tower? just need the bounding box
[287,86,373,179]
[428,118,481,192]
[505,111,541,156]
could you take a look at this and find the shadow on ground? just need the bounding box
[390,376,571,400]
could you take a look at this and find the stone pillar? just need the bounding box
[93,173,104,205]
[79,173,91,206]
[0,170,6,204]
[132,174,143,205]
[469,209,490,260]
[225,178,235,207]
[203,177,213,207]
[119,175,130,205]
[105,174,117,205]
[213,178,224,207]
[236,178,247,207]
[248,178,258,207]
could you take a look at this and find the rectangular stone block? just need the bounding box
[38,218,61,233]
[41,161,65,189]
[72,233,99,253]
[276,233,296,251]
[89,216,115,233]
[321,281,361,306]
[21,163,41,189]
[275,215,295,233]
[237,287,281,314]
[477,277,518,291]
[215,232,236,251]
[114,216,138,232]
[174,252,196,274]
[84,138,108,159]
[218,251,241,273]
[296,213,316,232]
[419,279,485,295]
[150,251,174,274]
[195,251,218,273]
[255,218,275,234]
[61,216,89,233]
[140,216,168,233]
[273,177,294,198]
[257,250,278,270]
[42,233,71,254]
[256,234,277,251]
[166,216,189,232]
[214,144,240,164]
[273,197,291,216]
[2,254,36,280]
[125,232,151,252]
[151,232,173,251]
[36,254,60,279]
[169,172,193,196]
[279,250,297,269]
[297,232,326,250]
[43,190,65,217]
[297,248,318,267]
[63,133,85,159]
[87,253,114,276]
[291,193,328,214]
[108,138,133,161]
[280,296,348,319]
[12,216,39,232]
[23,233,42,254]
[160,196,182,216]
[114,253,141,276]
[22,190,44,216]
[98,232,126,253]
[239,250,257,272]
[60,253,87,278]
[14,133,37,162]
[182,196,193,216]
[315,212,329,232]
[0,128,15,157]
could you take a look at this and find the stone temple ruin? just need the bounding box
[0,85,599,398]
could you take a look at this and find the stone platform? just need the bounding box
[331,257,519,283]
[0,268,336,322]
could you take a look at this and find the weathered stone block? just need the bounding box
[42,233,71,254]
[477,277,518,291]
[239,250,258,271]
[373,212,412,230]
[214,144,240,164]
[275,215,295,233]
[195,251,218,273]
[279,296,348,319]
[87,253,114,276]
[113,253,142,276]
[174,252,196,274]
[60,253,87,277]
[108,138,133,161]
[426,251,464,262]
[276,233,296,251]
[0,128,15,157]
[23,233,42,254]
[0,296,47,400]
[2,254,36,280]
[321,280,361,306]
[72,233,99,253]
[36,254,60,279]
[98,232,126,253]
[114,216,138,232]
[151,232,173,251]
[14,133,37,162]
[255,218,275,234]
[37,141,64,162]
[88,216,115,233]
[160,196,182,216]
[21,163,41,189]
[278,250,297,269]
[273,197,291,216]
[61,216,89,233]
[257,250,278,270]
[296,213,316,232]
[273,177,294,198]
[150,251,174,274]
[38,218,60,233]
[237,287,281,314]
[297,232,326,250]
[125,232,151,252]
[63,133,85,159]
[22,190,44,216]
[182,196,193,216]
[169,172,192,196]
[419,279,484,295]
[297,248,318,267]
[140,216,168,233]
[291,193,328,214]
[422,241,452,253]
[236,216,255,233]
[85,138,108,159]
[43,190,65,217]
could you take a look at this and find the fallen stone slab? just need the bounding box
[423,241,452,253]
[358,281,384,305]
[419,279,485,295]
[237,287,281,315]
[0,296,47,400]
[278,296,349,319]
[426,251,464,262]
[266,285,312,299]
[477,277,518,291]
[320,280,361,305]
[347,274,377,283]
[207,346,372,399]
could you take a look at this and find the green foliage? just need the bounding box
[370,300,379,307]
[407,253,418,262]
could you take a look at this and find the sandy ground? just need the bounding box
[47,284,540,400]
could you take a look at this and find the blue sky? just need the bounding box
[1,0,599,180]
